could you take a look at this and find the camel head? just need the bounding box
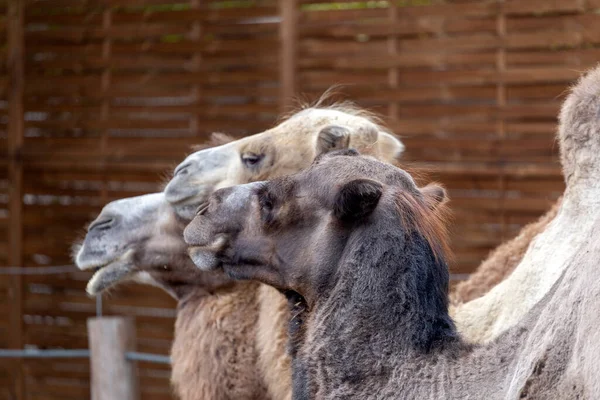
[74,192,230,299]
[165,106,405,220]
[183,150,448,308]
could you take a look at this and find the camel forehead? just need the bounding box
[187,141,237,162]
[291,108,372,125]
[310,154,414,187]
[102,192,165,218]
[241,108,379,149]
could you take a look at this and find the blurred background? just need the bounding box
[1,0,589,398]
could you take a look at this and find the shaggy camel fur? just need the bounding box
[74,193,269,400]
[451,65,600,343]
[76,105,405,400]
[185,150,599,399]
[451,198,561,304]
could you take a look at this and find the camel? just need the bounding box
[164,104,404,221]
[184,148,599,399]
[75,104,406,400]
[451,65,600,343]
[74,193,268,400]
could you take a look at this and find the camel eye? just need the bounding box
[195,202,209,216]
[88,218,114,232]
[241,152,264,168]
[259,192,274,212]
[258,188,276,224]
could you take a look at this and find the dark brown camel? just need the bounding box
[75,105,405,400]
[185,150,599,399]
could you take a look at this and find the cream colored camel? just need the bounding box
[75,105,405,400]
[452,65,600,343]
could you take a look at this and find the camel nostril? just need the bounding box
[196,202,209,216]
[174,162,192,177]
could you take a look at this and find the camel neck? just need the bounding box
[294,219,462,398]
[332,222,458,351]
[564,177,600,207]
[175,277,239,309]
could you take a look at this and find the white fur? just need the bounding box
[454,189,597,342]
[105,192,165,221]
[454,66,600,343]
[76,193,166,271]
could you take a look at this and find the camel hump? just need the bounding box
[558,64,600,181]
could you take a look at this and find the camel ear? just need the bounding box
[316,125,350,155]
[377,131,405,161]
[333,179,383,222]
[421,184,447,210]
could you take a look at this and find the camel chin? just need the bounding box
[85,260,136,296]
[186,234,228,271]
[187,247,221,271]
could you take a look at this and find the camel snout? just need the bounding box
[187,235,227,271]
[183,215,214,247]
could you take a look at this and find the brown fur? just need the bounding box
[256,285,294,400]
[396,184,451,263]
[171,282,268,400]
[451,197,562,304]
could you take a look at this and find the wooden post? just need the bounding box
[279,0,298,112]
[7,0,25,398]
[88,317,140,400]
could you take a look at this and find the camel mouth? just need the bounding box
[187,245,223,271]
[164,183,207,206]
[76,257,112,272]
[86,261,135,296]
[164,190,198,205]
[186,234,229,272]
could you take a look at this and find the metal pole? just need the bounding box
[0,349,90,358]
[125,352,171,365]
[96,295,103,317]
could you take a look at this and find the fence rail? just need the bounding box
[0,348,171,364]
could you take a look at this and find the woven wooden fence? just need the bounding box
[3,0,598,398]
